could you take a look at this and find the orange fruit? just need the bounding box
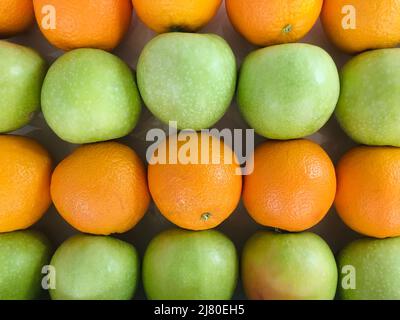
[226,0,322,46]
[51,142,150,235]
[0,0,35,37]
[131,0,222,33]
[0,135,52,233]
[335,147,400,238]
[32,0,132,51]
[148,132,242,230]
[321,0,400,53]
[243,139,336,232]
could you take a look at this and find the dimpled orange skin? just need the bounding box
[51,142,150,235]
[131,0,222,33]
[148,132,242,230]
[225,0,322,46]
[321,0,400,53]
[33,0,132,51]
[0,0,35,37]
[0,135,52,233]
[243,140,336,232]
[336,147,400,238]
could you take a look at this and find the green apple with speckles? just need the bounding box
[143,229,238,300]
[49,234,139,300]
[338,237,400,300]
[41,48,141,144]
[336,49,400,146]
[137,32,237,130]
[0,41,47,133]
[242,231,338,300]
[0,230,52,300]
[238,43,340,139]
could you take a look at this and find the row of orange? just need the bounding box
[1,0,398,54]
[1,132,396,239]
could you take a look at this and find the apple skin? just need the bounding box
[0,230,52,300]
[143,229,238,300]
[237,43,340,140]
[0,41,47,133]
[41,48,141,144]
[49,234,139,300]
[242,231,338,300]
[338,237,400,300]
[137,32,236,130]
[336,49,400,146]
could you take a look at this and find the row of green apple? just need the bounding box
[1,33,398,146]
[1,228,400,300]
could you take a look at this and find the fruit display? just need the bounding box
[2,1,400,302]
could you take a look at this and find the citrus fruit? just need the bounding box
[137,32,236,130]
[0,230,52,300]
[335,146,400,238]
[0,0,35,37]
[50,234,139,300]
[242,231,337,300]
[237,43,339,139]
[0,135,52,233]
[338,237,400,300]
[143,229,238,300]
[132,0,222,33]
[51,142,150,235]
[33,0,132,51]
[41,48,141,144]
[0,41,47,133]
[243,139,336,232]
[226,0,322,46]
[148,132,242,230]
[321,0,400,53]
[336,49,400,147]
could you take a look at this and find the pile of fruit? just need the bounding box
[1,0,400,300]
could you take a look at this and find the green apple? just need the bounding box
[238,43,340,139]
[50,234,139,300]
[137,32,236,130]
[338,237,400,300]
[336,49,400,146]
[0,230,52,300]
[143,229,238,300]
[0,41,47,133]
[242,231,337,300]
[41,48,141,144]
